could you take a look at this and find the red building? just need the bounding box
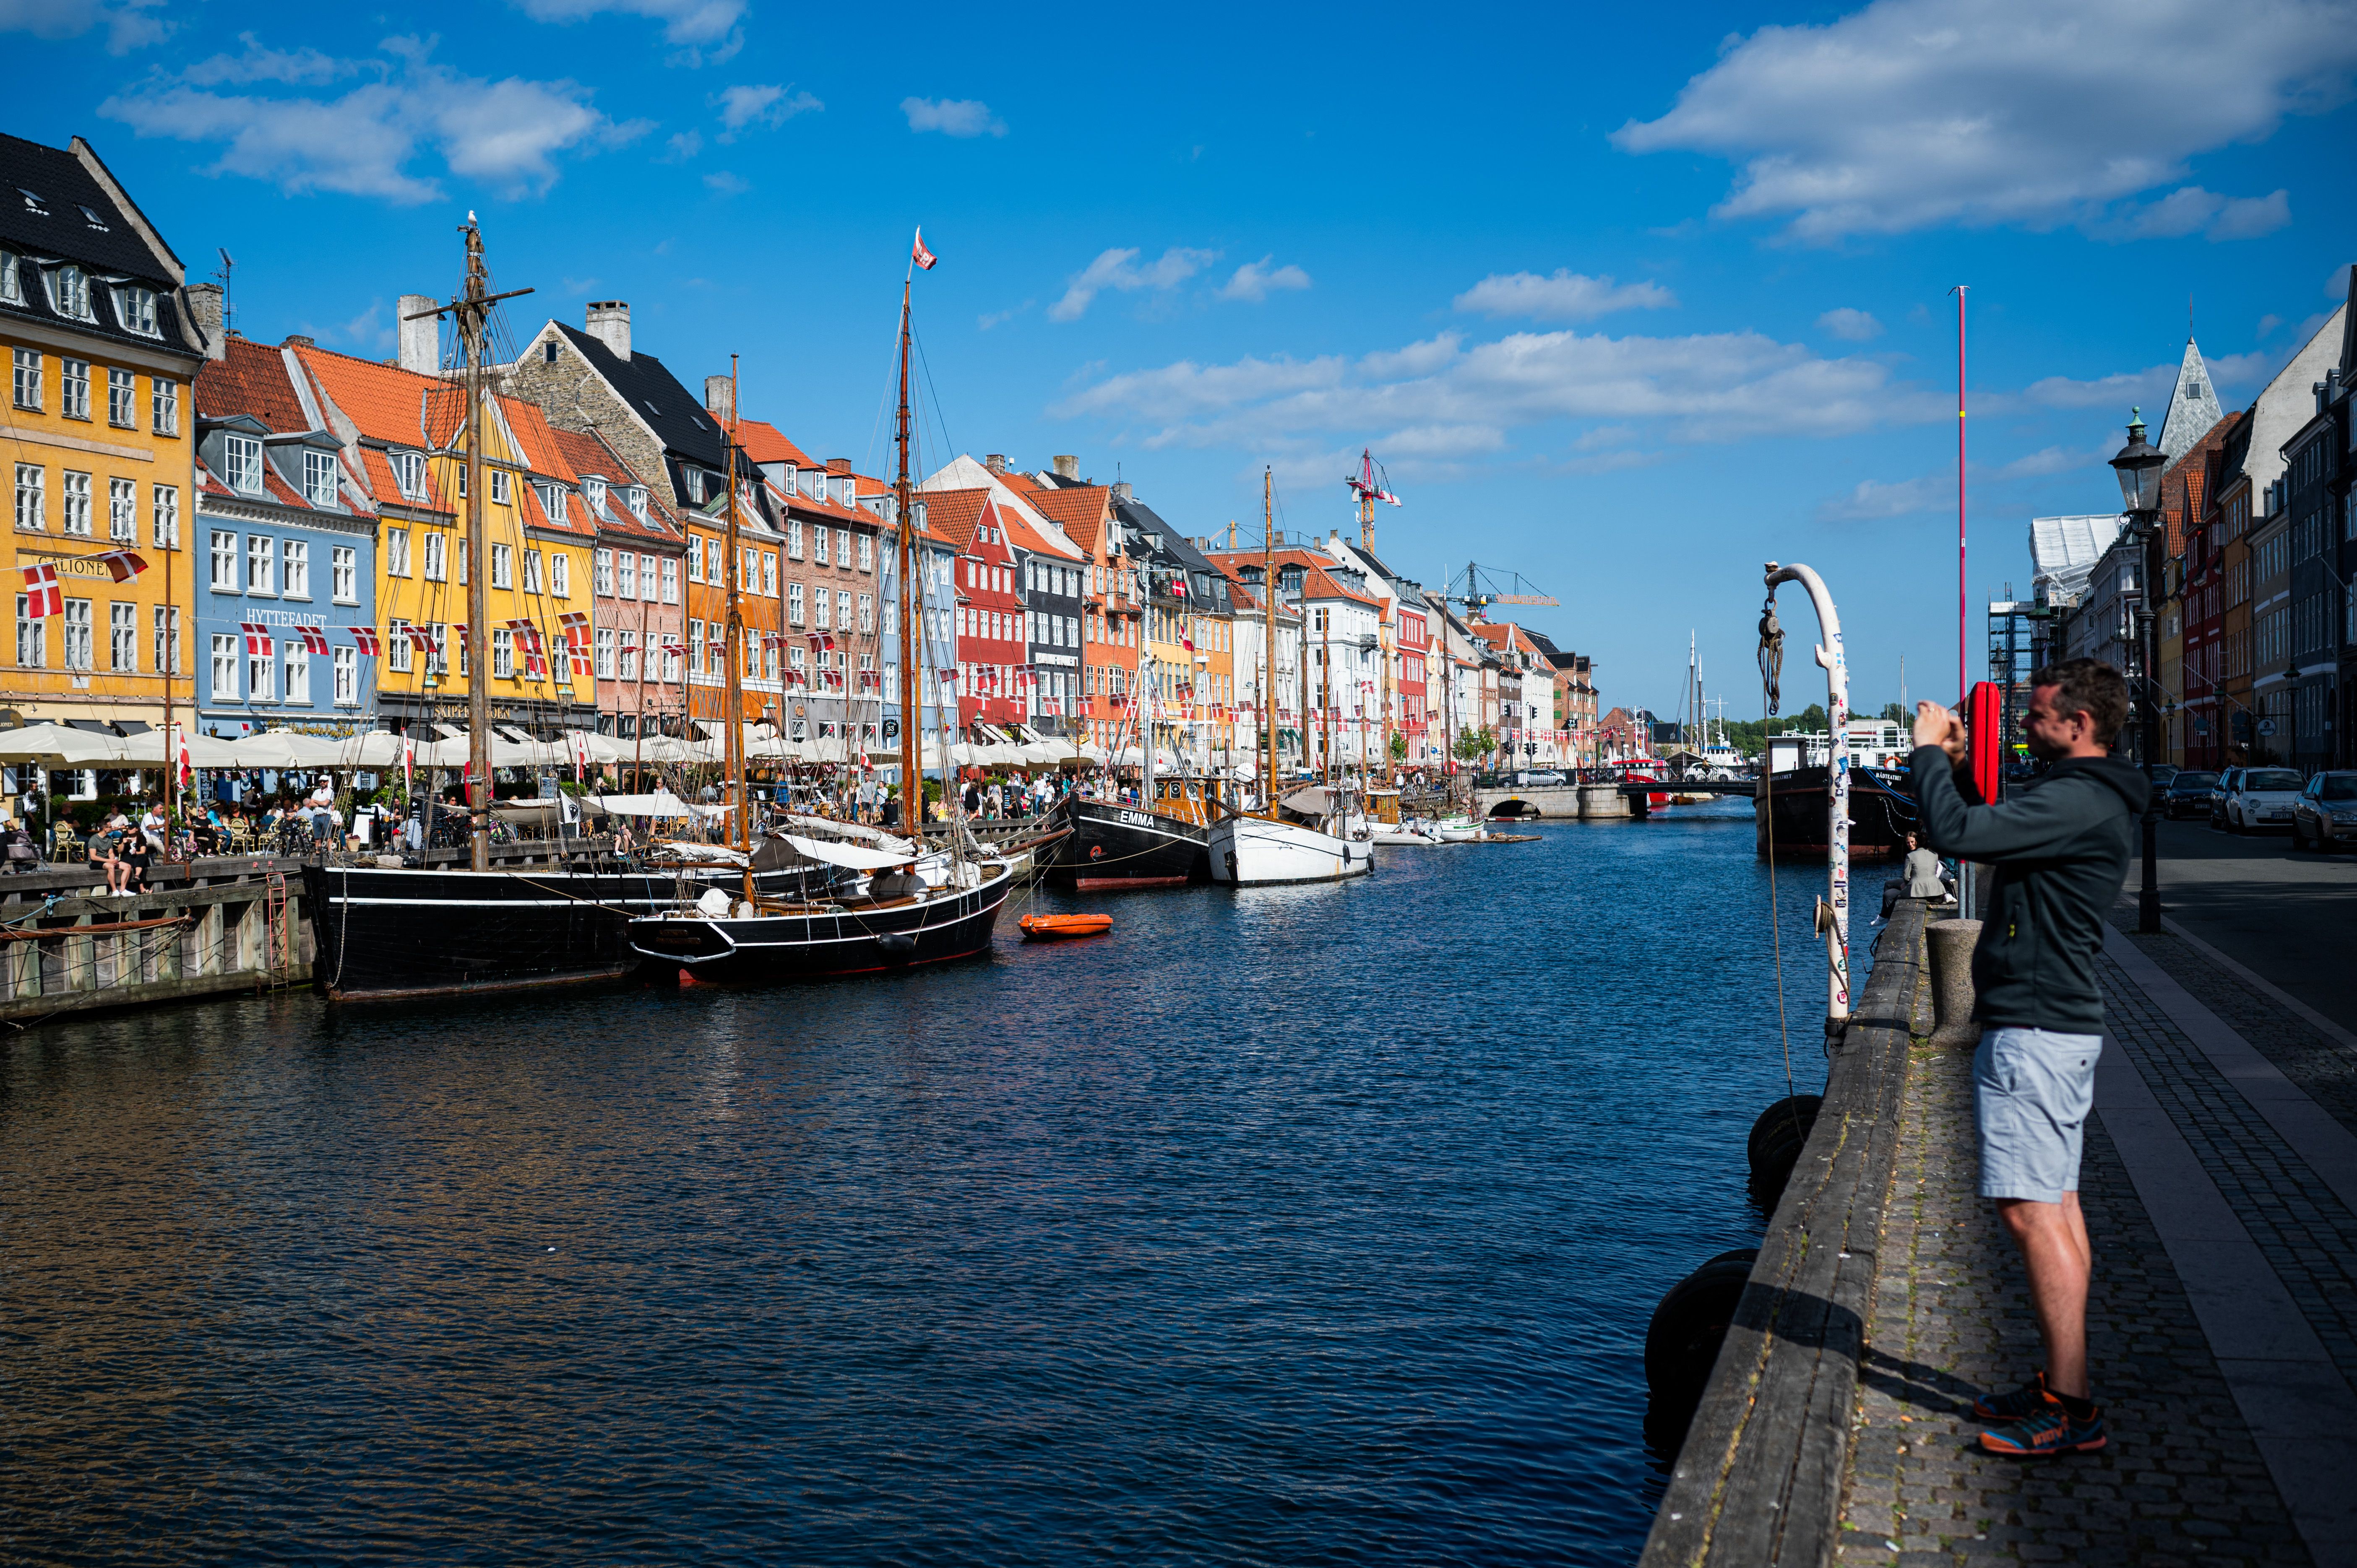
[927,487,1027,728]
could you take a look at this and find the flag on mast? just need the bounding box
[912,227,938,271]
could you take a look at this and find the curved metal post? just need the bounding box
[1764,560,1851,1029]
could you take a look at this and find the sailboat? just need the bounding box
[1207,472,1375,887]
[625,243,1015,980]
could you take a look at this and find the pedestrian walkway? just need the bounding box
[1835,905,2357,1567]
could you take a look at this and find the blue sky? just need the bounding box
[10,0,2356,721]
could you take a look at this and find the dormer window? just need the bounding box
[303,449,339,509]
[112,286,157,336]
[392,451,426,500]
[0,252,19,304]
[45,264,92,322]
[625,486,646,519]
[224,434,263,494]
[535,481,569,523]
[78,205,108,232]
[583,478,607,512]
[16,189,44,215]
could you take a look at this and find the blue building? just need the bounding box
[190,337,378,738]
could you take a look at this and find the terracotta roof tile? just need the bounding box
[921,487,992,552]
[733,419,814,469]
[194,338,312,431]
[1027,484,1112,557]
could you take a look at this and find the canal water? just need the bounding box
[1,798,1895,1565]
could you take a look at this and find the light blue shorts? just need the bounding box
[1974,1027,2102,1204]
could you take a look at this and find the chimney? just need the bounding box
[985,453,1006,474]
[585,300,631,360]
[704,374,734,424]
[825,458,852,475]
[282,333,315,350]
[1111,480,1133,503]
[1051,454,1079,480]
[398,293,439,374]
[186,283,227,361]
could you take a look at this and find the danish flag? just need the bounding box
[660,642,688,658]
[401,734,415,786]
[524,653,548,681]
[171,723,192,787]
[503,618,544,655]
[240,621,274,656]
[298,624,331,655]
[18,563,60,618]
[402,624,438,653]
[94,549,149,583]
[557,610,590,648]
[349,626,381,657]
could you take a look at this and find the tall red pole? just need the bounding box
[1953,284,1968,700]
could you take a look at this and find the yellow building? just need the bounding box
[3,135,202,728]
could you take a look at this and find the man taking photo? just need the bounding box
[1909,658,2146,1458]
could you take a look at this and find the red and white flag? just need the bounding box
[912,226,938,271]
[239,621,274,656]
[95,549,149,583]
[402,624,438,653]
[504,619,544,655]
[558,610,590,649]
[660,642,688,658]
[568,730,591,777]
[169,723,191,788]
[523,653,548,680]
[19,563,60,619]
[299,624,331,656]
[349,626,382,658]
[401,733,415,788]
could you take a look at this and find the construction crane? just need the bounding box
[1345,448,1400,549]
[1442,562,1557,621]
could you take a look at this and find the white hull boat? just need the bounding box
[1435,817,1486,843]
[1372,821,1444,846]
[1209,814,1375,886]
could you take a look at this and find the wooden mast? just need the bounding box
[893,281,920,830]
[1261,468,1277,814]
[721,354,748,900]
[459,223,492,873]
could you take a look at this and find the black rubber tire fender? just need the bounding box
[1644,1249,1761,1403]
[1746,1094,1822,1183]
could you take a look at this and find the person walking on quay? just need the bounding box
[1909,658,2144,1459]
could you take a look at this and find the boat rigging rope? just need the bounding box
[1759,593,1802,1149]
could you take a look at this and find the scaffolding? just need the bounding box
[1986,581,2052,773]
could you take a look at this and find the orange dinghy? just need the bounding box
[1018,913,1113,941]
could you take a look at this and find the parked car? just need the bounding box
[2291,772,2357,851]
[2162,770,2219,819]
[2219,767,2304,832]
[2206,767,2242,827]
[1514,769,1567,786]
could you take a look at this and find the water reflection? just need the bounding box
[2,798,1861,1565]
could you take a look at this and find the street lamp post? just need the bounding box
[2110,409,2168,935]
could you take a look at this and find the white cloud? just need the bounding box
[182,34,347,85]
[1817,307,1883,341]
[2209,348,2285,388]
[1452,269,1676,321]
[511,0,743,44]
[977,302,1031,331]
[2123,185,2290,240]
[702,169,748,195]
[1059,323,1941,454]
[1818,476,1944,521]
[715,83,820,140]
[1613,0,2357,241]
[0,0,169,50]
[100,39,638,203]
[1992,444,2107,479]
[663,129,702,160]
[2330,264,2356,298]
[901,96,1006,138]
[1048,247,1220,322]
[1219,257,1312,303]
[2022,364,2177,409]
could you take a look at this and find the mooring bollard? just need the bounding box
[1926,917,1982,1046]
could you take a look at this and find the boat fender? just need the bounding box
[1745,1095,1822,1204]
[1643,1247,1761,1423]
[877,931,917,962]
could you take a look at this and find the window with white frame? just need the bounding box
[211,633,237,697]
[385,528,410,577]
[762,553,776,595]
[107,476,134,541]
[60,470,91,536]
[551,552,570,597]
[224,434,262,494]
[151,377,178,436]
[618,629,638,681]
[303,450,339,509]
[787,581,804,625]
[663,641,681,682]
[152,605,179,674]
[593,548,614,595]
[492,627,514,679]
[662,557,678,603]
[858,534,873,572]
[837,589,852,630]
[151,483,178,549]
[209,530,237,589]
[11,348,39,411]
[583,477,606,513]
[490,469,512,506]
[333,646,357,704]
[836,528,851,566]
[813,585,831,631]
[393,452,426,499]
[331,546,357,602]
[247,635,275,700]
[58,357,89,419]
[282,539,310,598]
[47,265,93,322]
[61,598,91,670]
[688,621,703,675]
[859,593,874,633]
[388,620,413,673]
[422,531,447,581]
[108,601,135,670]
[617,551,637,599]
[454,539,466,584]
[0,251,17,304]
[107,367,134,427]
[285,647,310,704]
[625,487,646,520]
[639,553,658,601]
[594,627,615,678]
[706,539,722,581]
[15,596,43,669]
[787,519,803,559]
[12,463,41,530]
[815,526,830,566]
[491,543,512,589]
[536,482,568,522]
[246,534,274,594]
[113,285,158,337]
[523,549,543,593]
[687,537,703,582]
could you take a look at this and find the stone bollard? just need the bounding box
[1578,784,1630,819]
[1926,918,1982,1046]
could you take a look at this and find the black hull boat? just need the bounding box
[1043,796,1210,889]
[1752,766,1914,860]
[303,861,841,1002]
[626,861,1015,983]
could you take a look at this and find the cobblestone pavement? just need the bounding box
[1835,1036,2308,1566]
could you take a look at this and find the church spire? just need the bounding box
[2156,336,2223,463]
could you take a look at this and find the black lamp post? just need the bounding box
[2110,408,2168,934]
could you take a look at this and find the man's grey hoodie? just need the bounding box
[1908,747,2149,1035]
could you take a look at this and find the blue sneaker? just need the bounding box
[1979,1391,2106,1457]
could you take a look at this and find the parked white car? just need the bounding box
[2220,767,2304,832]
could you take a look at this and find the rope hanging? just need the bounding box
[1758,598,1785,718]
